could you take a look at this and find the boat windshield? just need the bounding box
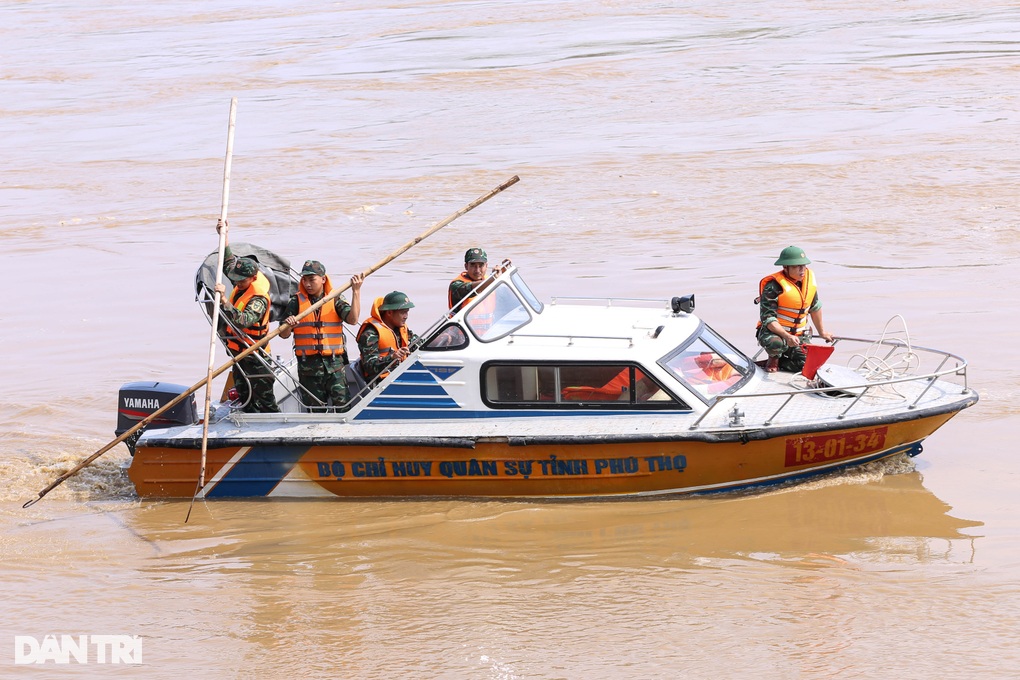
[466,281,533,342]
[659,324,751,402]
[512,271,544,313]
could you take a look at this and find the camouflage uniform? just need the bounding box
[283,292,353,411]
[756,278,821,373]
[221,245,280,413]
[354,324,418,383]
[449,277,481,308]
[357,325,419,384]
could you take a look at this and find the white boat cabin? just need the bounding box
[343,263,754,422]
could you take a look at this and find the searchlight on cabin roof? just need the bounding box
[671,294,695,315]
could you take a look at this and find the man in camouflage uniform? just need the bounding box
[756,245,834,373]
[448,247,488,309]
[213,220,280,413]
[356,291,419,384]
[279,260,363,411]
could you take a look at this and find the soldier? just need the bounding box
[213,220,280,413]
[756,245,834,373]
[356,291,419,384]
[279,260,363,411]
[448,247,488,309]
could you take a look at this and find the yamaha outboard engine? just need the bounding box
[116,381,198,454]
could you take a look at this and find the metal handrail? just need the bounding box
[196,283,343,413]
[688,337,970,431]
[506,333,635,347]
[550,296,670,308]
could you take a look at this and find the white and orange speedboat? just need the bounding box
[120,247,977,499]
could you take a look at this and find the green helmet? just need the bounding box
[774,245,811,266]
[226,257,259,282]
[379,290,415,311]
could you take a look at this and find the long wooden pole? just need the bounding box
[22,174,520,509]
[185,98,237,523]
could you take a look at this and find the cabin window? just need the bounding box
[482,362,688,409]
[466,282,532,342]
[659,324,750,402]
[423,323,469,351]
[512,271,544,314]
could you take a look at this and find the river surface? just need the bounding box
[2,1,1019,678]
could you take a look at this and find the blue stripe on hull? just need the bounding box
[206,445,310,497]
[425,365,462,380]
[381,383,451,396]
[362,360,462,413]
[392,365,435,380]
[368,397,460,408]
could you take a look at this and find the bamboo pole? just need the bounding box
[185,98,237,523]
[22,174,520,509]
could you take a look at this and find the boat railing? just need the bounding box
[550,296,670,308]
[506,333,636,347]
[688,337,972,431]
[195,282,323,413]
[196,281,392,417]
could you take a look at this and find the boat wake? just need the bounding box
[767,452,917,496]
[0,433,135,503]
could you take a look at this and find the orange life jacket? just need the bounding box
[678,354,738,394]
[356,297,410,380]
[448,273,477,308]
[561,369,648,402]
[678,353,735,388]
[293,275,346,358]
[466,293,497,333]
[692,353,735,381]
[453,281,499,338]
[758,269,817,335]
[225,270,271,353]
[449,274,497,333]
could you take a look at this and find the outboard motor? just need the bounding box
[116,381,198,453]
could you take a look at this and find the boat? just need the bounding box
[119,245,978,499]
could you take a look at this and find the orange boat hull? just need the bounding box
[128,413,957,498]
